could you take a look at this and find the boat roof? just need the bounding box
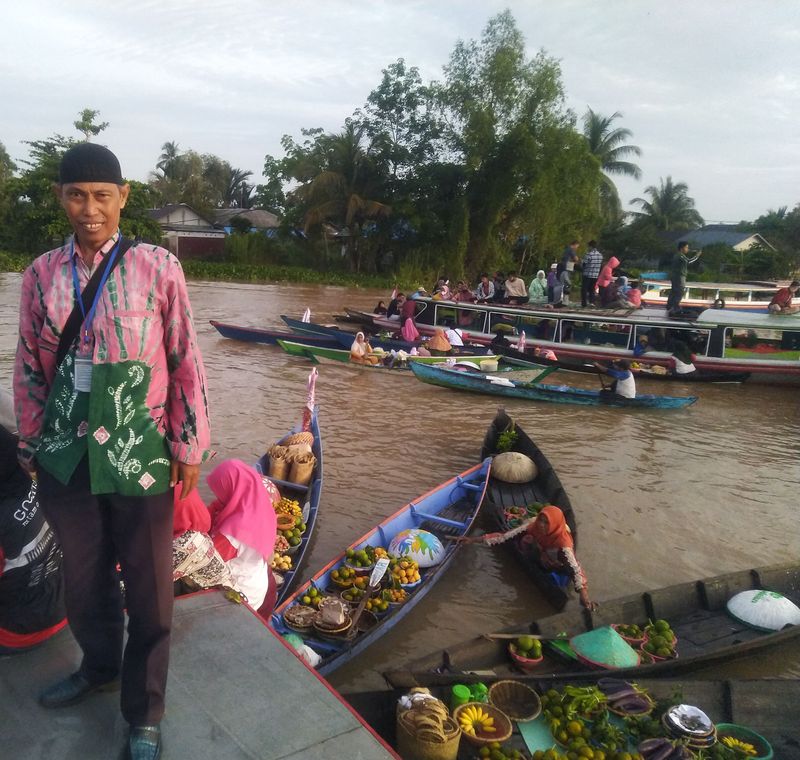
[695,309,800,328]
[0,591,398,759]
[643,279,779,292]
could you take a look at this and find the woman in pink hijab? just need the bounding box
[207,460,278,615]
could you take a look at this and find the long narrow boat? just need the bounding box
[210,319,341,348]
[277,339,501,369]
[384,560,800,688]
[373,296,800,384]
[495,343,751,383]
[272,460,492,676]
[255,406,323,606]
[641,278,784,312]
[344,679,799,759]
[481,409,577,610]
[410,362,698,409]
[281,315,350,337]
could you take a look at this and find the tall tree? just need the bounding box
[434,11,602,273]
[582,108,641,221]
[630,176,704,231]
[299,122,391,272]
[156,141,181,179]
[73,108,109,141]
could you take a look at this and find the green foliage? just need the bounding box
[496,423,518,453]
[73,108,109,141]
[630,176,704,231]
[120,180,163,243]
[0,250,34,272]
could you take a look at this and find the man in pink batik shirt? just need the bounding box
[13,143,211,760]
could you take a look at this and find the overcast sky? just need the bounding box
[2,0,798,222]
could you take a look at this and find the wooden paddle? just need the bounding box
[481,632,562,641]
[347,557,391,639]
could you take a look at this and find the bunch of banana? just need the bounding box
[458,705,496,736]
[275,497,302,517]
[400,695,458,744]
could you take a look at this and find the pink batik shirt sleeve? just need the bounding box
[160,256,212,464]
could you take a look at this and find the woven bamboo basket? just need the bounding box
[488,680,542,722]
[396,709,461,760]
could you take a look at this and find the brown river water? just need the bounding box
[1,275,798,693]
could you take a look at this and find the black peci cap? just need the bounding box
[59,143,125,185]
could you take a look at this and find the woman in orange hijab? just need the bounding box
[460,505,596,610]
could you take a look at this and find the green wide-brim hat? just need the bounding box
[569,626,640,669]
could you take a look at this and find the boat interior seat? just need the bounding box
[487,479,542,511]
[416,497,473,536]
[645,580,704,621]
[754,563,800,601]
[699,569,759,611]
[592,596,650,631]
[673,609,764,656]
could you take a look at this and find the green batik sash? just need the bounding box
[37,358,171,496]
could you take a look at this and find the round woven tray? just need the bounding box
[488,680,542,722]
[452,702,513,746]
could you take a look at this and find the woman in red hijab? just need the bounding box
[460,505,596,610]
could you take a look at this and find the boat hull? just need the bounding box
[255,407,323,606]
[384,561,800,688]
[211,320,340,348]
[272,460,492,676]
[410,362,697,409]
[481,409,577,610]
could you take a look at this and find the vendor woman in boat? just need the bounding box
[458,506,596,610]
[350,332,380,365]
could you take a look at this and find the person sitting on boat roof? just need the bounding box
[504,271,529,305]
[669,339,697,377]
[409,286,428,301]
[432,278,451,300]
[594,359,636,399]
[626,279,643,308]
[492,271,506,303]
[386,292,405,319]
[458,505,596,610]
[373,300,387,315]
[452,280,476,305]
[528,270,549,305]
[0,424,67,655]
[350,332,380,365]
[667,241,702,314]
[475,273,495,303]
[768,280,800,314]
[597,256,621,306]
[547,264,562,305]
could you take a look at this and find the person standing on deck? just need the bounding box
[13,143,211,760]
[560,240,581,295]
[667,241,702,314]
[581,241,603,307]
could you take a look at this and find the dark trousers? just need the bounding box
[37,460,174,725]
[581,276,597,306]
[666,277,684,312]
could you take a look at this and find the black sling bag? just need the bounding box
[55,237,134,367]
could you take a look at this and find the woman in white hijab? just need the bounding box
[350,332,379,365]
[528,270,548,305]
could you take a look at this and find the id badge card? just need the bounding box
[74,356,94,393]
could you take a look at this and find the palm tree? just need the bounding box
[630,176,704,231]
[156,141,181,179]
[300,123,391,271]
[583,109,642,220]
[223,167,254,208]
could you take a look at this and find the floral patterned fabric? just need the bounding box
[14,235,212,496]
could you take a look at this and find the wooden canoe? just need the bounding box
[255,407,323,606]
[276,339,500,370]
[271,460,492,677]
[343,678,800,759]
[480,408,577,610]
[410,361,698,408]
[210,319,341,348]
[384,560,800,688]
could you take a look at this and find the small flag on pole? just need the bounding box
[301,308,311,323]
[516,330,526,352]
